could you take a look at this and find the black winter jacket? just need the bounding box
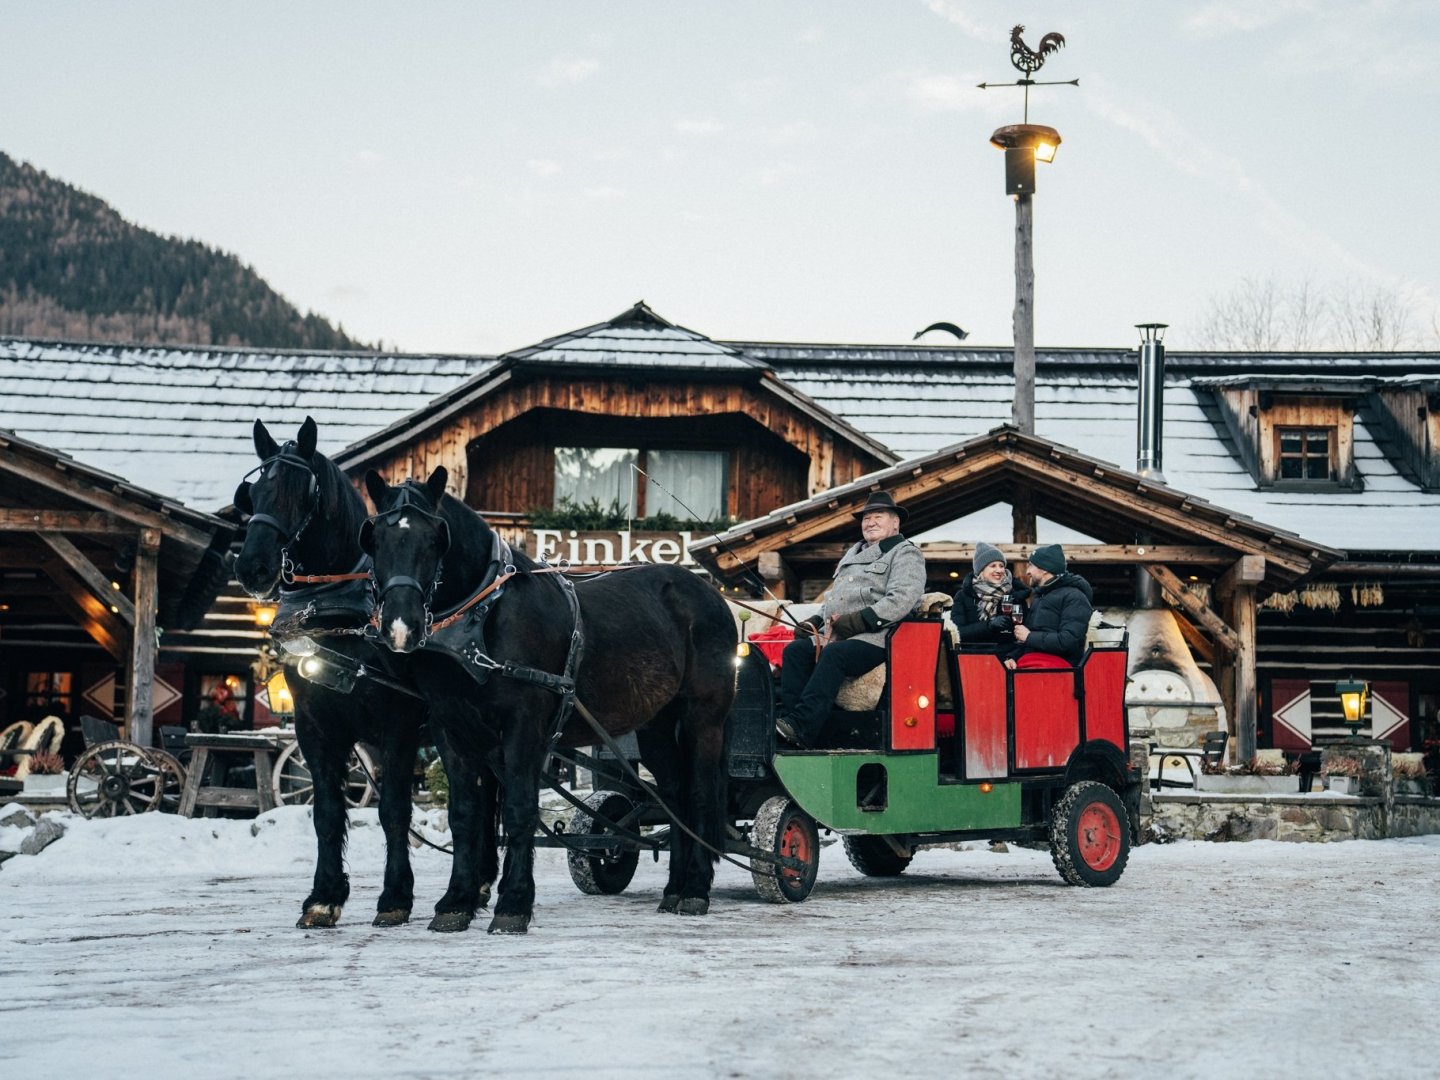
[951,576,1031,646]
[1004,572,1094,665]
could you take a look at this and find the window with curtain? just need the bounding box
[554,447,638,515]
[644,449,726,520]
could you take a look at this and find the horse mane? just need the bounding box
[282,439,368,570]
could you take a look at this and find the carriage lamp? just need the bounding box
[280,635,319,658]
[1336,677,1369,727]
[251,602,278,628]
[736,641,751,661]
[267,670,295,717]
[292,645,359,694]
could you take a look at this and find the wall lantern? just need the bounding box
[251,602,278,628]
[1335,676,1369,727]
[267,670,295,717]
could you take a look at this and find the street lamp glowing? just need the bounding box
[1034,141,1057,164]
[1336,677,1368,727]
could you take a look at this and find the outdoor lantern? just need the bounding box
[251,601,278,628]
[1336,677,1369,727]
[267,670,295,717]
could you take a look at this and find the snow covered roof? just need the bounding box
[728,343,1440,554]
[505,300,764,374]
[0,338,492,508]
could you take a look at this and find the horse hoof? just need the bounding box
[478,883,492,909]
[372,909,410,928]
[657,894,681,914]
[487,913,531,935]
[677,897,710,917]
[428,911,473,933]
[297,904,342,929]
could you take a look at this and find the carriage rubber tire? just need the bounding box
[1049,780,1131,887]
[566,790,641,895]
[842,834,913,877]
[750,795,820,904]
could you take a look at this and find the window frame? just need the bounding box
[552,445,730,520]
[1274,425,1337,484]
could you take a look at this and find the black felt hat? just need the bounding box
[853,491,908,525]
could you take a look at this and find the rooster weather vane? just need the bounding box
[978,25,1077,122]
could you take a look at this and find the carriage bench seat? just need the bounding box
[177,732,282,818]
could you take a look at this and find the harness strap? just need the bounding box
[288,570,371,584]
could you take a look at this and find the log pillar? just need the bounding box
[1215,555,1265,764]
[127,528,161,748]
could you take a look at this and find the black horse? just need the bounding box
[361,466,737,933]
[233,417,498,929]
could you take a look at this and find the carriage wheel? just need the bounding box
[143,749,187,814]
[66,741,164,818]
[842,834,913,877]
[1049,780,1131,888]
[750,795,820,904]
[270,741,378,808]
[566,790,641,895]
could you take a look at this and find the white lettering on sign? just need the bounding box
[527,530,697,567]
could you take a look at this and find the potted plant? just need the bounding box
[1322,752,1364,795]
[21,750,67,795]
[1393,753,1430,796]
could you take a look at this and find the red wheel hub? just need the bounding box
[1076,802,1121,871]
[779,816,812,885]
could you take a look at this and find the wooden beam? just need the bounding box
[127,529,161,749]
[0,452,214,550]
[1144,564,1240,654]
[40,562,132,661]
[0,509,133,533]
[1169,609,1216,666]
[918,543,1239,566]
[1214,554,1266,605]
[757,550,799,601]
[38,533,136,625]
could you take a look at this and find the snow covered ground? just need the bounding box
[2,808,1438,1080]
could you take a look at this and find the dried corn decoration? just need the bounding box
[1299,583,1341,611]
[1261,590,1299,613]
[1350,582,1384,608]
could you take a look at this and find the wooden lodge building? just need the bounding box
[1,301,1438,765]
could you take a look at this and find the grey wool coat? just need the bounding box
[821,535,928,649]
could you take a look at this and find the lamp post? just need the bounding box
[981,26,1076,543]
[1336,676,1369,735]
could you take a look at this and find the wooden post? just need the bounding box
[1231,583,1258,763]
[1012,193,1035,435]
[127,528,161,748]
[757,550,798,601]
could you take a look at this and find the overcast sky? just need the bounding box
[5,1,1437,355]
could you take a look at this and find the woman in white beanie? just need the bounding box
[951,542,1028,645]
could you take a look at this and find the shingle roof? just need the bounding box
[0,338,492,508]
[506,301,764,374]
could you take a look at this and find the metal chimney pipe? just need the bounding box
[1135,323,1168,608]
[1136,323,1168,481]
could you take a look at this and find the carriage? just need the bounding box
[554,611,1141,903]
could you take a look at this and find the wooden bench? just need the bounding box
[177,732,282,817]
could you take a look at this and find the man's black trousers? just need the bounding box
[779,636,886,746]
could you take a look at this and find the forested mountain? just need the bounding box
[0,152,370,349]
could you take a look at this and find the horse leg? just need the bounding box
[295,715,351,928]
[673,680,731,916]
[372,719,420,927]
[427,723,487,932]
[635,714,687,913]
[488,719,544,934]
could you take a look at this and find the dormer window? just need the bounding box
[1276,427,1334,482]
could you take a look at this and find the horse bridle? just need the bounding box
[241,449,321,582]
[363,483,449,643]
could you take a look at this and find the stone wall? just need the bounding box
[1147,792,1440,843]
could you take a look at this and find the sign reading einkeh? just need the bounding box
[526,529,699,567]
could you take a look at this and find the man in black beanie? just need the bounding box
[1003,543,1093,669]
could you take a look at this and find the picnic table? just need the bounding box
[177,731,289,817]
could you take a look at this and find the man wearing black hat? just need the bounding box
[1002,543,1094,669]
[777,491,927,748]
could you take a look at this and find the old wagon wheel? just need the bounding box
[66,740,164,818]
[143,748,187,814]
[270,741,377,808]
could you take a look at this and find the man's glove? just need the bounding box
[988,614,1013,632]
[831,610,869,640]
[795,614,825,638]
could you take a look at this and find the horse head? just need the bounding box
[233,417,323,597]
[361,466,452,653]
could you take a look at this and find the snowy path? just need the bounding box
[2,809,1438,1079]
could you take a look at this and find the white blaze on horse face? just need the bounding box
[390,617,411,650]
[398,516,410,529]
